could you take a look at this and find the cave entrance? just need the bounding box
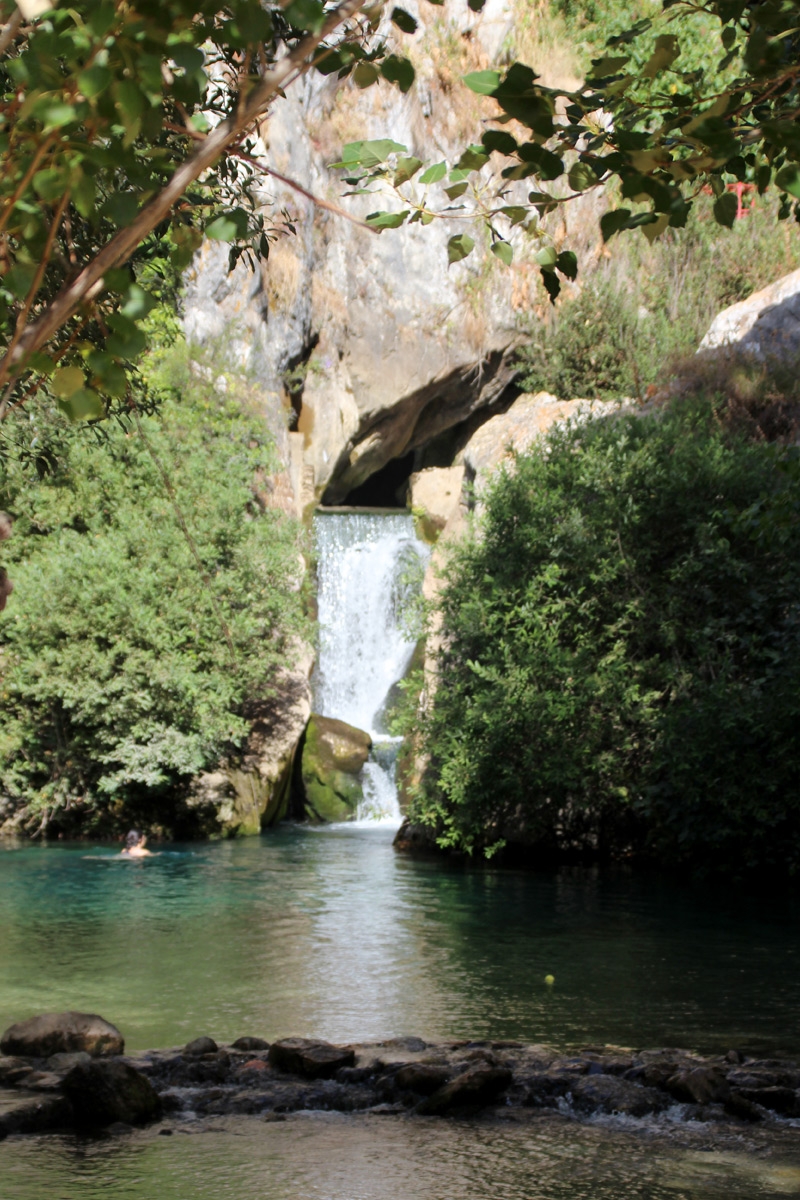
[337,450,416,509]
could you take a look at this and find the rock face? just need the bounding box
[299,714,371,823]
[61,1059,162,1129]
[180,1,601,516]
[1,1012,124,1059]
[187,647,313,837]
[700,267,800,360]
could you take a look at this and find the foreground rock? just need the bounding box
[3,1027,800,1140]
[61,1060,162,1129]
[1,1012,123,1059]
[299,714,372,823]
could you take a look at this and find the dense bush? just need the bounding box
[407,402,800,875]
[0,342,308,835]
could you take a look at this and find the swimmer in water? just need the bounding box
[121,830,153,858]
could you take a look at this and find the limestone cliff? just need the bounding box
[182,0,602,512]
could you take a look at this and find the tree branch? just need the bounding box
[0,0,368,395]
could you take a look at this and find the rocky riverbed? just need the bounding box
[1,1012,800,1142]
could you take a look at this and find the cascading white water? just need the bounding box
[313,510,429,825]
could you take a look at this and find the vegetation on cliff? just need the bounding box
[405,399,800,875]
[0,336,308,835]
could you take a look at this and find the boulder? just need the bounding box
[1,1012,124,1059]
[300,714,371,823]
[267,1037,355,1080]
[665,1065,730,1106]
[47,1051,92,1072]
[736,1085,800,1116]
[184,1036,218,1057]
[700,267,800,361]
[232,1037,270,1052]
[60,1060,162,1129]
[416,1064,512,1115]
[570,1074,668,1118]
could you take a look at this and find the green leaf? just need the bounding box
[467,0,486,10]
[120,284,156,321]
[500,206,527,225]
[37,101,79,130]
[72,174,96,218]
[775,164,800,200]
[58,388,105,422]
[419,161,447,184]
[642,34,681,79]
[3,263,36,299]
[100,193,140,227]
[482,130,517,155]
[394,156,423,185]
[589,55,630,77]
[568,161,599,192]
[535,245,558,268]
[105,315,147,360]
[447,233,474,264]
[713,191,738,227]
[380,55,415,94]
[456,145,489,171]
[50,366,86,398]
[463,70,501,96]
[641,212,670,242]
[556,250,578,280]
[205,209,249,240]
[491,241,513,266]
[79,66,112,99]
[600,208,632,241]
[32,168,67,202]
[365,210,409,229]
[540,268,561,303]
[340,139,406,169]
[444,182,468,199]
[391,6,418,34]
[354,62,380,88]
[283,0,325,31]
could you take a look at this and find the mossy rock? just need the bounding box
[301,715,371,823]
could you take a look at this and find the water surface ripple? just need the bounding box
[1,827,799,1057]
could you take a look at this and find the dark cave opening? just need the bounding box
[339,451,416,508]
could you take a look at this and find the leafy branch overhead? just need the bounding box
[332,0,800,301]
[0,0,798,429]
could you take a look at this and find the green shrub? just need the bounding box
[407,401,800,876]
[519,197,800,401]
[0,341,308,835]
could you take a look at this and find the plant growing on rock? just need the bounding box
[406,400,800,876]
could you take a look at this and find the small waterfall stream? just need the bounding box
[313,510,429,825]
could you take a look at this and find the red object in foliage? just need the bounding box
[700,181,756,218]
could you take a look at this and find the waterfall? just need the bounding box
[313,510,429,825]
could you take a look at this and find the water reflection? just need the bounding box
[3,1114,800,1200]
[0,827,799,1054]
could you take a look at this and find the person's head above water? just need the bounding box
[125,830,144,850]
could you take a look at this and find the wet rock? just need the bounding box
[737,1086,800,1117]
[665,1066,730,1106]
[61,1060,162,1129]
[0,1090,73,1139]
[394,1063,452,1095]
[0,1059,36,1085]
[48,1051,92,1072]
[182,1052,231,1084]
[232,1037,270,1052]
[1,1012,124,1059]
[570,1075,669,1118]
[267,1037,356,1080]
[416,1065,513,1115]
[300,715,371,823]
[184,1037,219,1057]
[524,1071,575,1107]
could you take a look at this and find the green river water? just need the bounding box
[2,825,800,1197]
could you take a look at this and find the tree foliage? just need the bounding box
[0,338,309,834]
[406,402,800,876]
